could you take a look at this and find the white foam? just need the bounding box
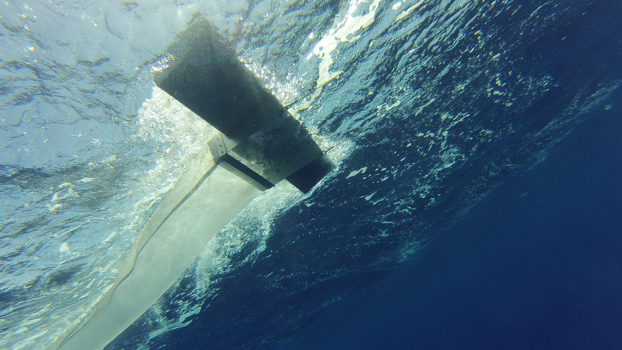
[312,0,381,87]
[292,0,381,117]
[347,167,368,179]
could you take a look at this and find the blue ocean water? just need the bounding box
[290,98,622,350]
[1,0,621,349]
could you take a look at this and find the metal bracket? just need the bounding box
[208,134,274,191]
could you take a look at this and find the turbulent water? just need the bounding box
[1,0,620,349]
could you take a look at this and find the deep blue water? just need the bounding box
[292,94,622,350]
[150,91,622,350]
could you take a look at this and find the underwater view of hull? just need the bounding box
[1,0,621,349]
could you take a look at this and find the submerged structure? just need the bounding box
[155,20,332,193]
[53,19,331,350]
